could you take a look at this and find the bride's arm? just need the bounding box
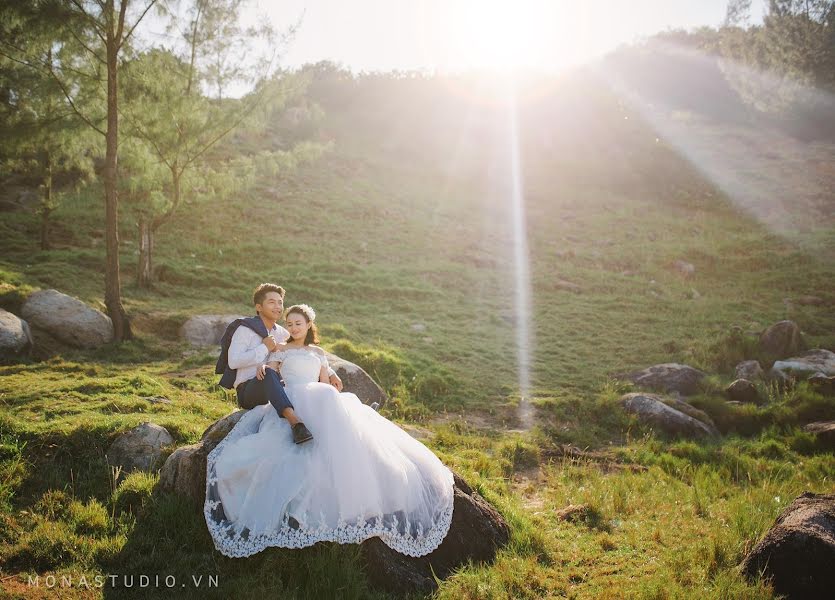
[315,347,332,385]
[257,344,288,380]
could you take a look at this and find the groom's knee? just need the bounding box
[263,367,282,382]
[262,370,293,417]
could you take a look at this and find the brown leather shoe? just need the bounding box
[292,422,313,444]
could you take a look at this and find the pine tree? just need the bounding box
[118,1,327,287]
[0,4,96,249]
[1,0,160,340]
[718,0,835,114]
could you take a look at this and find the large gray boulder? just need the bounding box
[770,349,835,380]
[741,492,835,599]
[159,413,509,595]
[725,379,761,404]
[158,410,246,504]
[621,392,719,439]
[363,472,510,595]
[659,396,718,431]
[620,363,707,396]
[325,352,388,407]
[21,289,113,349]
[808,373,835,396]
[107,422,174,477]
[734,360,764,381]
[759,320,804,359]
[802,421,835,450]
[0,308,33,360]
[180,314,245,347]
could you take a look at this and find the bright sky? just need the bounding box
[258,0,767,74]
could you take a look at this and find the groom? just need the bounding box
[221,283,343,444]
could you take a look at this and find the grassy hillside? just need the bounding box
[0,64,833,598]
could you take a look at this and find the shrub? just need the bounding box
[111,472,157,518]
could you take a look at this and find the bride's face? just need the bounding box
[285,313,312,341]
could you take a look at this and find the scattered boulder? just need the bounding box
[200,410,248,445]
[770,349,835,380]
[144,396,172,405]
[0,308,33,360]
[362,472,510,596]
[725,379,761,404]
[659,396,718,431]
[741,492,835,600]
[325,352,388,408]
[620,363,707,396]
[735,360,764,381]
[180,314,245,347]
[158,410,246,504]
[620,392,719,439]
[759,320,804,359]
[107,422,174,477]
[802,421,835,450]
[808,373,835,396]
[671,259,695,277]
[21,289,113,349]
[555,504,593,523]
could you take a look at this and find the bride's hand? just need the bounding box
[256,364,267,380]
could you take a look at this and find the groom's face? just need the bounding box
[256,291,284,322]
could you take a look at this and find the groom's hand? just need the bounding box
[262,335,278,352]
[329,372,343,391]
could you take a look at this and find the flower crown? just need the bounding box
[286,303,316,322]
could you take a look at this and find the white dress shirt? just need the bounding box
[228,321,335,388]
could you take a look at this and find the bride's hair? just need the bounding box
[285,304,320,345]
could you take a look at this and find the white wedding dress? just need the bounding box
[204,347,455,558]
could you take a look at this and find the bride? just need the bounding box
[204,303,455,558]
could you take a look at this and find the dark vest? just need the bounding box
[215,316,270,389]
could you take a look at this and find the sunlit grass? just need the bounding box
[0,69,832,598]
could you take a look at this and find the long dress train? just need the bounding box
[204,346,455,558]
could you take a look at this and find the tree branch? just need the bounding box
[118,106,174,170]
[68,0,108,45]
[47,63,106,136]
[119,0,159,49]
[68,28,107,64]
[114,0,129,45]
[0,47,47,74]
[0,40,104,81]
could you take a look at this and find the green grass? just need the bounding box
[0,71,833,598]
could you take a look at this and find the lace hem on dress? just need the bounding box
[204,407,455,558]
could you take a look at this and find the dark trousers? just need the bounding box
[236,368,294,417]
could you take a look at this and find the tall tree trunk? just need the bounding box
[104,3,131,341]
[40,152,52,251]
[137,216,153,288]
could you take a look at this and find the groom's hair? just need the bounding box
[253,283,286,306]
